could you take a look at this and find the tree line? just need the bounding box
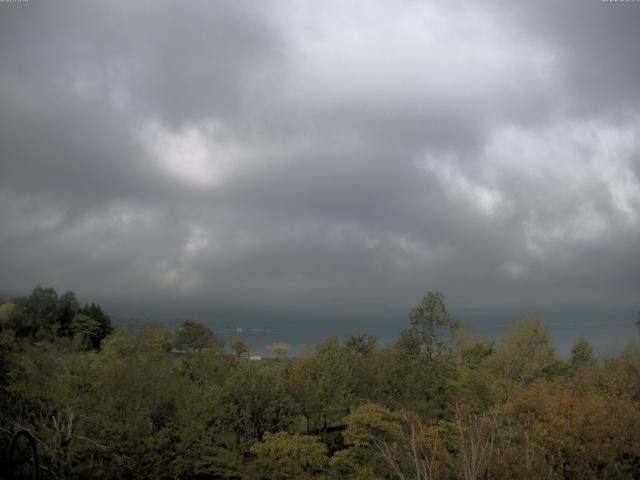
[0,286,113,351]
[1,287,639,479]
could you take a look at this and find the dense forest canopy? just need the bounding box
[0,286,113,350]
[1,287,640,479]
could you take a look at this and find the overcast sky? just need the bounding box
[1,0,639,321]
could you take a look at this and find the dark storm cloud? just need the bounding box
[0,0,639,316]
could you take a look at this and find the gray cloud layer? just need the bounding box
[1,0,639,317]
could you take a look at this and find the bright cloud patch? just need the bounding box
[140,120,248,188]
[420,116,640,256]
[486,117,640,237]
[278,0,556,111]
[419,154,505,217]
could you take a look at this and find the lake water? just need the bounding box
[217,304,639,359]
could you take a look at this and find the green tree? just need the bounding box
[79,302,113,348]
[570,337,596,372]
[102,326,173,358]
[344,334,377,356]
[361,345,408,407]
[87,328,186,477]
[313,337,356,434]
[337,403,445,480]
[343,335,380,402]
[1,286,111,349]
[603,340,640,402]
[8,285,61,340]
[0,302,15,334]
[342,403,404,448]
[250,432,328,480]
[456,329,494,368]
[288,337,355,435]
[70,313,101,351]
[174,320,223,352]
[177,348,235,387]
[398,291,459,360]
[164,385,243,479]
[394,292,460,416]
[489,315,559,385]
[287,357,319,433]
[0,329,17,399]
[221,362,296,451]
[55,290,80,338]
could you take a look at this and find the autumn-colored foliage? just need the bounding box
[1,288,639,479]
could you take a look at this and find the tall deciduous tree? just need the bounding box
[9,286,61,340]
[70,313,101,351]
[398,291,459,360]
[221,362,296,451]
[395,292,460,416]
[79,303,113,348]
[313,337,355,433]
[56,290,79,338]
[174,320,223,352]
[570,337,596,372]
[490,315,558,385]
